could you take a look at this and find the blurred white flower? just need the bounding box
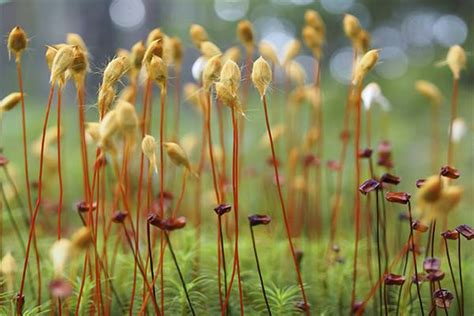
[361,82,391,111]
[451,118,466,143]
[191,56,207,82]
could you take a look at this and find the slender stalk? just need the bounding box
[216,100,227,202]
[173,70,181,141]
[261,95,309,313]
[380,188,389,272]
[74,251,90,315]
[249,225,272,315]
[158,85,167,313]
[375,189,383,316]
[171,169,188,218]
[120,222,162,316]
[407,201,424,316]
[16,58,42,307]
[383,284,388,316]
[217,216,224,313]
[164,232,196,316]
[351,82,363,310]
[147,221,157,301]
[207,91,221,204]
[443,238,460,314]
[17,85,55,312]
[222,108,244,316]
[396,231,411,316]
[218,216,228,314]
[457,237,464,316]
[56,87,64,240]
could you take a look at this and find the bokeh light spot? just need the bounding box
[376,47,408,80]
[433,15,467,47]
[109,0,145,30]
[329,47,353,84]
[214,0,249,21]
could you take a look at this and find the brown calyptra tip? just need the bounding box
[455,224,473,240]
[412,220,429,233]
[377,140,393,168]
[148,216,187,231]
[49,278,73,299]
[147,213,161,226]
[423,257,441,273]
[412,272,426,285]
[358,148,373,158]
[303,154,320,167]
[441,229,459,240]
[433,289,454,309]
[332,244,340,253]
[0,155,9,166]
[427,270,445,282]
[359,178,380,195]
[214,203,232,216]
[416,178,426,188]
[440,165,460,179]
[384,273,406,286]
[385,191,411,204]
[248,214,271,227]
[295,301,310,313]
[380,173,401,185]
[111,210,128,223]
[76,200,97,213]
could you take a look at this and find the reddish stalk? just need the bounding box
[222,108,244,315]
[130,78,152,314]
[75,251,90,315]
[407,201,424,315]
[16,85,54,312]
[56,87,64,240]
[16,60,42,306]
[443,238,460,314]
[238,47,253,181]
[159,86,166,312]
[171,170,188,218]
[262,95,309,313]
[207,91,221,204]
[121,222,162,316]
[76,85,92,204]
[350,83,363,310]
[216,101,227,201]
[173,71,181,140]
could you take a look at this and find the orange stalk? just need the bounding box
[56,87,63,240]
[350,83,362,309]
[262,95,309,314]
[17,85,55,313]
